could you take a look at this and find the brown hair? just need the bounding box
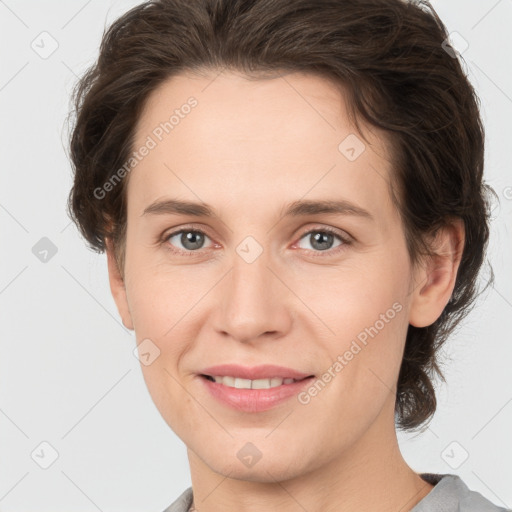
[66,0,494,431]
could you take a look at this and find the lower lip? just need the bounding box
[199,375,315,412]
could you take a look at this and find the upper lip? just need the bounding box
[200,364,314,380]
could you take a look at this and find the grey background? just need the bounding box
[1,0,511,510]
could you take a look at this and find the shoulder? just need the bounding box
[412,473,510,512]
[160,477,510,512]
[161,486,193,512]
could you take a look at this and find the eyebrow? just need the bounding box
[142,198,374,221]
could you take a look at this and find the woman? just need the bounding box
[66,0,508,510]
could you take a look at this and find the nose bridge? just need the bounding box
[215,241,289,341]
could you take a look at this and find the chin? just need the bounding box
[193,439,312,482]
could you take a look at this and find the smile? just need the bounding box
[201,375,307,389]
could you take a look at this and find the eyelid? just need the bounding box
[294,225,351,244]
[160,224,217,256]
[160,223,353,256]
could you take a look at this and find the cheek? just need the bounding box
[125,259,214,337]
[292,251,409,343]
[296,251,410,407]
[124,268,199,414]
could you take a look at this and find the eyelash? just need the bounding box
[160,224,352,258]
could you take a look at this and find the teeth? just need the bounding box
[210,376,297,389]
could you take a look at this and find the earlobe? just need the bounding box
[409,219,465,328]
[105,238,134,331]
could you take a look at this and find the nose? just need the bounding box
[212,247,292,344]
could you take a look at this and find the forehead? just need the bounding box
[128,70,395,223]
[134,69,382,151]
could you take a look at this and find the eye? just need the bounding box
[295,227,350,255]
[164,228,214,254]
[161,225,351,256]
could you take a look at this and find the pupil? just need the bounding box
[311,232,332,251]
[182,231,204,250]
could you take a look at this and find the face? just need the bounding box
[107,70,446,482]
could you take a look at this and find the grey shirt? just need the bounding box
[162,473,510,511]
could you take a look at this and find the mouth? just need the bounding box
[200,374,315,389]
[198,373,316,412]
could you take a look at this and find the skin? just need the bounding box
[106,70,464,511]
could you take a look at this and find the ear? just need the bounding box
[105,238,134,331]
[409,218,465,328]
